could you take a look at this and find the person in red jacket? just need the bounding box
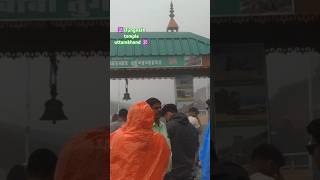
[110,101,170,180]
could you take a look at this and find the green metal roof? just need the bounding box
[110,32,210,57]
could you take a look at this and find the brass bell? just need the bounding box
[123,92,131,101]
[40,98,68,124]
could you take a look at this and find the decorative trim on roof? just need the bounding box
[265,47,317,54]
[0,51,107,59]
[211,14,320,24]
[0,20,108,29]
[111,76,209,80]
[111,77,176,80]
[110,66,209,78]
[110,32,210,57]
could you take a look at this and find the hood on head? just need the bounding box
[171,112,189,124]
[125,101,155,130]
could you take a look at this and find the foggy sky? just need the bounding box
[110,0,210,38]
[266,52,320,97]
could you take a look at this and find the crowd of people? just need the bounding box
[110,97,211,180]
[7,148,58,180]
[5,97,210,180]
[213,118,320,180]
[8,96,320,180]
[6,126,108,180]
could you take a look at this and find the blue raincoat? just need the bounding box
[199,121,210,180]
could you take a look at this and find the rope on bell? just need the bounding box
[125,78,129,93]
[49,53,58,99]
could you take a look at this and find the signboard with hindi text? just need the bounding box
[212,0,294,16]
[0,0,108,21]
[110,56,203,69]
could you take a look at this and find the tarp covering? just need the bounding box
[110,101,170,180]
[54,127,109,180]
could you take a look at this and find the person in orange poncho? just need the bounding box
[110,101,170,180]
[54,127,109,180]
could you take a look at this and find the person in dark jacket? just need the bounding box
[162,104,199,180]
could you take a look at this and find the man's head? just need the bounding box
[118,109,128,122]
[188,107,199,117]
[27,148,57,180]
[161,104,178,122]
[307,118,320,169]
[251,144,285,177]
[146,97,162,113]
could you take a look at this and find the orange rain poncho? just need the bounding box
[110,101,170,180]
[54,127,109,180]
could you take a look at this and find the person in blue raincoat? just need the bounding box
[199,121,210,180]
[199,99,211,180]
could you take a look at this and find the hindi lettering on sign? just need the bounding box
[0,0,14,13]
[137,60,145,66]
[144,60,152,66]
[0,0,108,19]
[68,0,89,17]
[111,60,129,68]
[119,61,128,66]
[0,0,56,14]
[89,0,108,11]
[131,61,138,67]
[18,0,54,13]
[110,56,196,69]
[150,60,156,66]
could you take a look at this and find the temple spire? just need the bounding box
[169,1,175,18]
[167,1,179,32]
